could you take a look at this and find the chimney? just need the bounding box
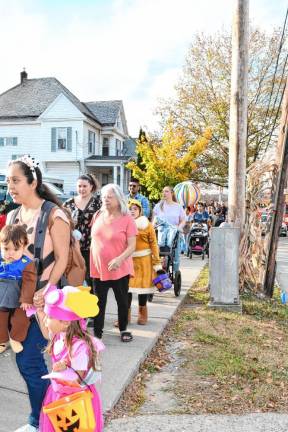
[20,68,28,84]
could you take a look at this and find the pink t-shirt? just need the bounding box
[90,212,138,281]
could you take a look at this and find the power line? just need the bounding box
[263,77,287,154]
[261,7,288,141]
[263,49,288,153]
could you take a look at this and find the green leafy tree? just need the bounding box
[135,128,149,197]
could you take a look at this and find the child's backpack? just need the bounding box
[10,201,86,289]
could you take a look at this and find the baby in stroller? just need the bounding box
[153,217,183,296]
[154,217,183,270]
[187,222,209,260]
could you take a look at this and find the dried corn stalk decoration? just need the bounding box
[239,155,278,292]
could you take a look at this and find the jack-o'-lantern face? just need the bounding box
[56,409,80,432]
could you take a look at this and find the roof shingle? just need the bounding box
[84,100,122,125]
[0,78,101,123]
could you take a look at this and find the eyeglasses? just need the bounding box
[129,184,138,188]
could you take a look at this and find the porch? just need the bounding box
[85,156,132,193]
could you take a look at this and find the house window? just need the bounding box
[117,166,121,185]
[0,137,17,146]
[11,154,25,160]
[51,127,72,152]
[102,173,109,186]
[116,139,122,156]
[57,128,67,150]
[88,131,95,154]
[103,137,109,156]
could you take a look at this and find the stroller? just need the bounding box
[187,222,209,260]
[155,218,182,297]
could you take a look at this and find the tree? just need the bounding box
[135,127,149,196]
[157,28,287,186]
[126,120,211,200]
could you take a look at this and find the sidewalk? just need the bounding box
[104,413,288,432]
[0,256,205,432]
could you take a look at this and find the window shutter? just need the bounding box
[0,138,4,147]
[67,127,72,152]
[12,137,17,146]
[51,128,56,152]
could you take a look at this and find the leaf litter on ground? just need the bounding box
[105,265,288,425]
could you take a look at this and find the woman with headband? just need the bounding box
[6,155,71,432]
[64,174,101,288]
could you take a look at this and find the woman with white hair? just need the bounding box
[90,184,137,342]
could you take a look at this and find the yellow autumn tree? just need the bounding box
[126,120,211,200]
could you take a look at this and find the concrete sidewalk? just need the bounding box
[0,256,205,432]
[104,413,288,432]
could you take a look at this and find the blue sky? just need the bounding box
[0,0,287,136]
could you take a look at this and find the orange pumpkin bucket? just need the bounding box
[43,390,96,432]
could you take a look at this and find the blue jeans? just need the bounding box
[15,319,49,428]
[158,223,176,248]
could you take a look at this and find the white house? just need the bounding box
[0,70,136,193]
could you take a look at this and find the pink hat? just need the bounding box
[44,284,99,321]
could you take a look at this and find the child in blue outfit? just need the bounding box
[0,224,37,353]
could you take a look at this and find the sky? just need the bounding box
[0,0,287,136]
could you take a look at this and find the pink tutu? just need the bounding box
[39,334,104,432]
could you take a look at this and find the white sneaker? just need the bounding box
[14,425,39,432]
[9,337,23,353]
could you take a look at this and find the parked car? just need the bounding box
[283,204,288,226]
[0,180,70,231]
[280,222,288,237]
[261,212,288,237]
[0,181,70,206]
[43,182,71,203]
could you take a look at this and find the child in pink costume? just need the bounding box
[38,284,104,432]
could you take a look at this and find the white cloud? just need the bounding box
[0,0,286,135]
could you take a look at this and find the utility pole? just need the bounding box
[209,0,249,313]
[264,80,288,297]
[228,0,249,232]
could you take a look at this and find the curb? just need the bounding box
[104,262,204,415]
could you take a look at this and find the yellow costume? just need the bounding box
[129,216,162,294]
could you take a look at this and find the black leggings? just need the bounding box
[81,249,92,287]
[92,275,129,339]
[128,293,148,308]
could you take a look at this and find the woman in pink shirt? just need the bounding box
[90,184,137,342]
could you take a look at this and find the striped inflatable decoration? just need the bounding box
[174,181,201,207]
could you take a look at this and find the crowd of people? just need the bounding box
[180,201,227,254]
[184,201,227,227]
[0,156,186,432]
[0,154,228,432]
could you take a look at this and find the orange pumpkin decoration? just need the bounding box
[43,390,95,432]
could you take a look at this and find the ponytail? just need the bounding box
[78,173,99,193]
[36,181,63,207]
